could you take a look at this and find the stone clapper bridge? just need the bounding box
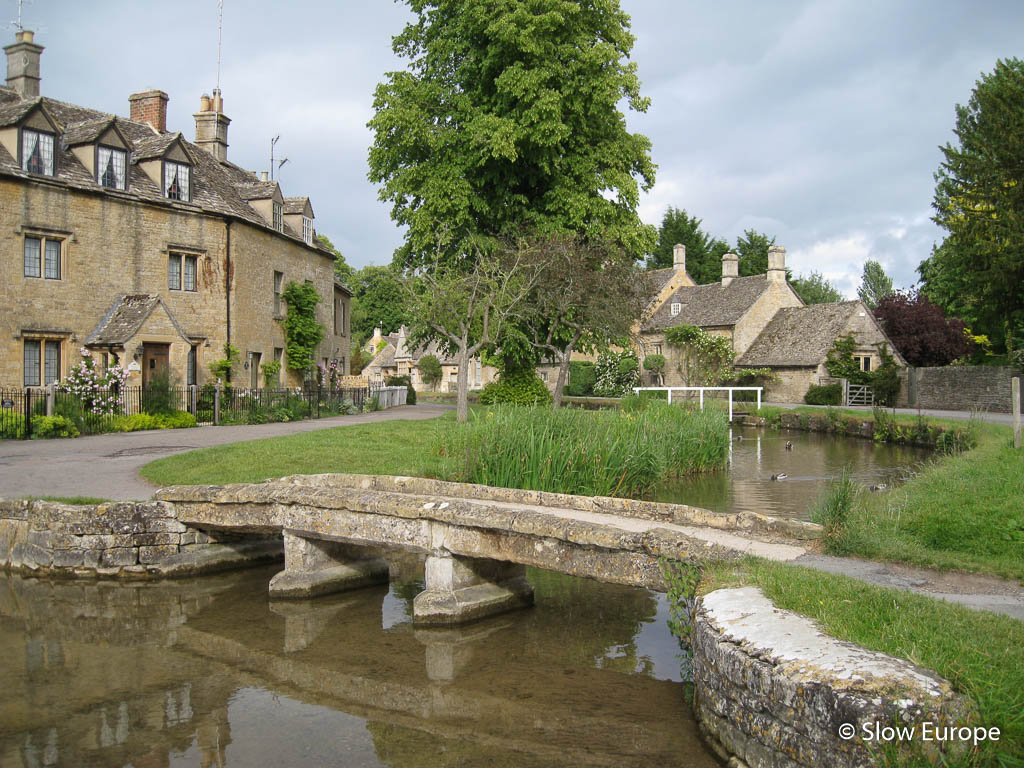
[157,474,820,624]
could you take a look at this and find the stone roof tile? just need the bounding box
[645,275,771,330]
[736,301,861,367]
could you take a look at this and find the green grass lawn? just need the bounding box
[140,414,461,487]
[701,557,1024,768]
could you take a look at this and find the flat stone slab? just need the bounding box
[694,587,970,768]
[269,558,390,599]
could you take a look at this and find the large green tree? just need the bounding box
[349,265,408,341]
[790,271,844,305]
[735,229,776,277]
[367,0,657,267]
[923,57,1024,351]
[318,233,355,286]
[645,206,728,284]
[856,260,894,310]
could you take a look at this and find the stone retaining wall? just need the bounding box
[693,587,968,768]
[0,498,282,578]
[907,365,1021,413]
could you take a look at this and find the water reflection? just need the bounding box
[0,563,718,767]
[655,426,931,519]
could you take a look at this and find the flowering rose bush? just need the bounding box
[58,348,130,415]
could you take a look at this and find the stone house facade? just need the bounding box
[362,326,498,393]
[638,244,803,386]
[0,30,350,392]
[636,243,905,402]
[736,300,907,402]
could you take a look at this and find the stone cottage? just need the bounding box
[0,30,350,391]
[362,326,497,393]
[638,244,803,384]
[736,300,907,402]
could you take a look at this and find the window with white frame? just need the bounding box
[670,302,681,316]
[23,339,61,387]
[97,145,127,190]
[163,161,190,201]
[24,236,62,280]
[854,355,872,372]
[169,253,198,291]
[302,216,313,245]
[22,128,55,176]
[273,202,283,232]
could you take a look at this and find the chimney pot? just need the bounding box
[194,88,230,161]
[721,252,739,287]
[767,245,787,282]
[129,89,169,133]
[260,171,269,182]
[4,28,44,98]
[672,243,686,272]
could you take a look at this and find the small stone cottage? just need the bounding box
[362,326,497,393]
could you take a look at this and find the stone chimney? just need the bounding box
[129,89,169,133]
[767,245,787,282]
[193,88,230,162]
[721,252,738,287]
[260,170,269,182]
[4,29,44,99]
[673,243,686,272]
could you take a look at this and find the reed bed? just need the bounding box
[441,402,728,498]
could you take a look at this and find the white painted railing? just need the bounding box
[631,386,763,421]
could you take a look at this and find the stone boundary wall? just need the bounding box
[907,365,1021,413]
[272,473,823,541]
[0,499,282,578]
[693,587,968,768]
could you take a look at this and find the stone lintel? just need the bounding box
[268,531,389,599]
[413,553,534,626]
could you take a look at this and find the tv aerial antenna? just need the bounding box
[8,0,45,35]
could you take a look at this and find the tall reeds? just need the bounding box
[441,401,728,498]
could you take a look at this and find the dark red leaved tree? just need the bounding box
[873,290,971,367]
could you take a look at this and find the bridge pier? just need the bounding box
[413,553,534,625]
[269,531,390,599]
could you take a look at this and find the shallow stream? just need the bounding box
[653,426,932,520]
[0,562,720,767]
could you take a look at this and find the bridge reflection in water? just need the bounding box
[0,559,720,767]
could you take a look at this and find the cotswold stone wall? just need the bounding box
[907,365,1021,413]
[0,498,281,578]
[693,587,968,768]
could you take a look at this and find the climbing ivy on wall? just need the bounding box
[281,281,325,374]
[664,324,734,385]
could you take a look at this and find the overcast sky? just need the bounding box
[16,0,1023,296]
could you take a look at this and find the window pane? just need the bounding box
[187,346,197,386]
[165,162,190,201]
[44,342,60,385]
[44,239,61,279]
[23,130,54,175]
[98,146,126,189]
[184,255,197,291]
[24,340,40,387]
[168,254,181,290]
[24,237,41,277]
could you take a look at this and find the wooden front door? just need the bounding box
[142,343,170,386]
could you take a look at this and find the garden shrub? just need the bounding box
[0,413,25,439]
[31,415,79,439]
[593,350,640,397]
[385,374,416,404]
[155,411,197,429]
[478,368,552,406]
[362,395,380,413]
[804,383,842,405]
[142,371,178,415]
[869,343,902,407]
[565,361,597,396]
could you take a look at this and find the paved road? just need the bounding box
[0,404,454,502]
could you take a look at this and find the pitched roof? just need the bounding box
[736,301,862,367]
[644,275,772,330]
[0,91,333,256]
[234,179,279,201]
[283,196,311,215]
[366,343,396,371]
[62,116,115,146]
[84,294,191,346]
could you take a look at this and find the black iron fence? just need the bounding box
[1,383,387,439]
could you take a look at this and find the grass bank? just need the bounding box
[142,403,729,498]
[696,557,1024,768]
[780,410,1023,582]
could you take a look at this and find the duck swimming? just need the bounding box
[770,473,788,481]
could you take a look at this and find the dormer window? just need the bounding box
[302,216,313,245]
[670,302,681,316]
[273,201,283,232]
[163,160,190,201]
[97,146,127,190]
[22,128,55,176]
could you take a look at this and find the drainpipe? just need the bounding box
[225,219,232,381]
